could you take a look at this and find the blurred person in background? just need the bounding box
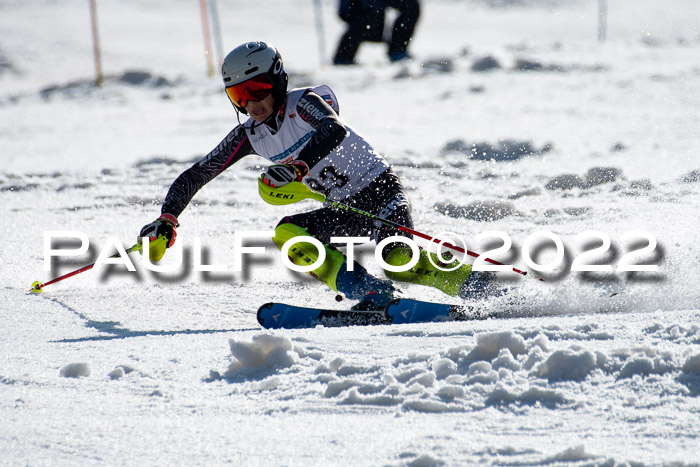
[333,0,420,65]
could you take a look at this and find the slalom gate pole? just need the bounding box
[312,0,327,66]
[208,0,224,67]
[30,243,142,293]
[88,0,103,86]
[199,0,215,78]
[323,198,538,280]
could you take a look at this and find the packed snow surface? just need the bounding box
[1,0,699,465]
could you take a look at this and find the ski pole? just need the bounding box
[324,198,536,279]
[258,178,538,279]
[30,242,143,294]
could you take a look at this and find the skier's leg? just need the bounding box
[272,222,345,292]
[273,221,396,309]
[365,171,501,299]
[333,27,363,65]
[383,247,472,296]
[383,246,503,299]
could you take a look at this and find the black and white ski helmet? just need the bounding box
[221,41,288,114]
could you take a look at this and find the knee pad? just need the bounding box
[272,223,345,292]
[384,247,472,296]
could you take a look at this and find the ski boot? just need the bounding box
[335,261,397,311]
[457,271,505,300]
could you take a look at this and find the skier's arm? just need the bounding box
[294,91,347,170]
[161,125,253,218]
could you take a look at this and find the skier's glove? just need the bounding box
[139,213,178,248]
[261,163,308,188]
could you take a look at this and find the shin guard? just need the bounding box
[272,223,345,291]
[384,247,472,297]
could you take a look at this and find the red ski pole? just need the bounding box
[326,199,536,279]
[30,242,143,293]
[260,179,541,280]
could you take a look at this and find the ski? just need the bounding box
[257,302,389,329]
[385,298,484,324]
[257,298,489,329]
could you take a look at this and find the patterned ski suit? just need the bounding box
[161,85,412,250]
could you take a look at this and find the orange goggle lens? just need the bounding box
[225,75,273,108]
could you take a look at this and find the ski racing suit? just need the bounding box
[160,85,475,305]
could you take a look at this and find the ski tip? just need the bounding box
[256,302,274,327]
[30,281,44,294]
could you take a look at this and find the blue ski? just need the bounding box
[385,298,484,324]
[257,299,486,329]
[257,302,388,329]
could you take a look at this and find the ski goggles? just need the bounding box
[225,75,273,108]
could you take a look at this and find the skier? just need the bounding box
[140,41,491,310]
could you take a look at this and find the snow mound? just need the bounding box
[440,138,552,161]
[681,352,700,374]
[433,200,520,221]
[339,389,403,406]
[107,365,135,380]
[467,331,527,361]
[405,453,446,467]
[249,376,281,391]
[484,384,567,407]
[299,325,699,413]
[59,363,90,378]
[224,333,295,378]
[108,367,125,380]
[536,348,597,381]
[539,445,600,464]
